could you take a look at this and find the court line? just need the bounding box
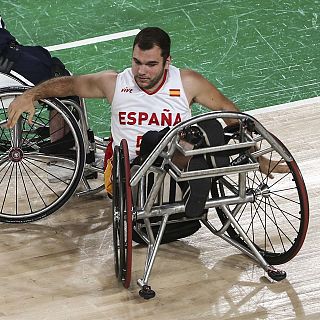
[247,96,320,115]
[45,29,141,52]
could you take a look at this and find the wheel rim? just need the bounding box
[0,88,85,222]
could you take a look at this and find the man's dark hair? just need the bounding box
[133,27,171,61]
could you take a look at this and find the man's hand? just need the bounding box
[258,155,290,178]
[6,93,35,128]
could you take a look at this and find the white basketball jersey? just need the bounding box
[111,65,191,160]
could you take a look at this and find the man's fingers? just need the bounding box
[274,163,290,173]
[28,110,35,125]
[263,164,290,177]
[6,103,18,128]
[8,111,20,128]
[259,157,290,179]
[6,97,35,128]
[6,109,34,128]
[6,110,14,128]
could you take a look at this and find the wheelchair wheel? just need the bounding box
[214,135,309,265]
[0,87,85,222]
[112,139,132,288]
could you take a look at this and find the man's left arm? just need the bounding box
[181,69,239,125]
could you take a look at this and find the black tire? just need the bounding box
[214,134,309,265]
[112,140,133,287]
[112,145,122,279]
[0,87,85,222]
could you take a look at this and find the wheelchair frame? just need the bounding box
[112,112,309,299]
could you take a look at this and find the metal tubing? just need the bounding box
[142,215,169,285]
[130,111,292,186]
[11,117,22,148]
[135,193,254,220]
[168,163,260,182]
[220,205,269,269]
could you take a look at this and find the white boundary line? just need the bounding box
[45,29,141,52]
[246,96,320,115]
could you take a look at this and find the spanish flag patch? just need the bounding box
[169,89,180,97]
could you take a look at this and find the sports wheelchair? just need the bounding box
[0,71,107,222]
[112,112,309,299]
[0,71,309,300]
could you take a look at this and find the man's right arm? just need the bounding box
[6,70,117,128]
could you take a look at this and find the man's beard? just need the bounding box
[135,67,165,90]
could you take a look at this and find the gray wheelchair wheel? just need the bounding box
[0,87,85,222]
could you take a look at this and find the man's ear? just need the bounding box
[165,55,172,69]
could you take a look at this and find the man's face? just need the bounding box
[132,45,170,92]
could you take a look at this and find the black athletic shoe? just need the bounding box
[183,156,211,218]
[197,119,230,168]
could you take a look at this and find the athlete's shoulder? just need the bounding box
[117,67,132,77]
[180,68,203,81]
[82,70,118,89]
[180,69,205,93]
[89,70,118,102]
[98,70,118,82]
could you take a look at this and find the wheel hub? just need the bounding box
[248,183,270,200]
[9,147,24,162]
[256,183,270,198]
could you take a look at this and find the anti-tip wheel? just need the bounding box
[139,285,156,300]
[267,266,287,281]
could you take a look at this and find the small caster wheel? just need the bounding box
[139,285,156,299]
[267,266,286,281]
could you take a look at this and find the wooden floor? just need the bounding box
[1,101,320,320]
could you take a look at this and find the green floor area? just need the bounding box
[2,0,319,136]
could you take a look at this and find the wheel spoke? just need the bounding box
[17,162,33,213]
[0,161,14,213]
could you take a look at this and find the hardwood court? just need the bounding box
[0,101,319,320]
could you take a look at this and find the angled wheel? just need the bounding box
[214,133,309,265]
[112,139,132,288]
[0,87,85,222]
